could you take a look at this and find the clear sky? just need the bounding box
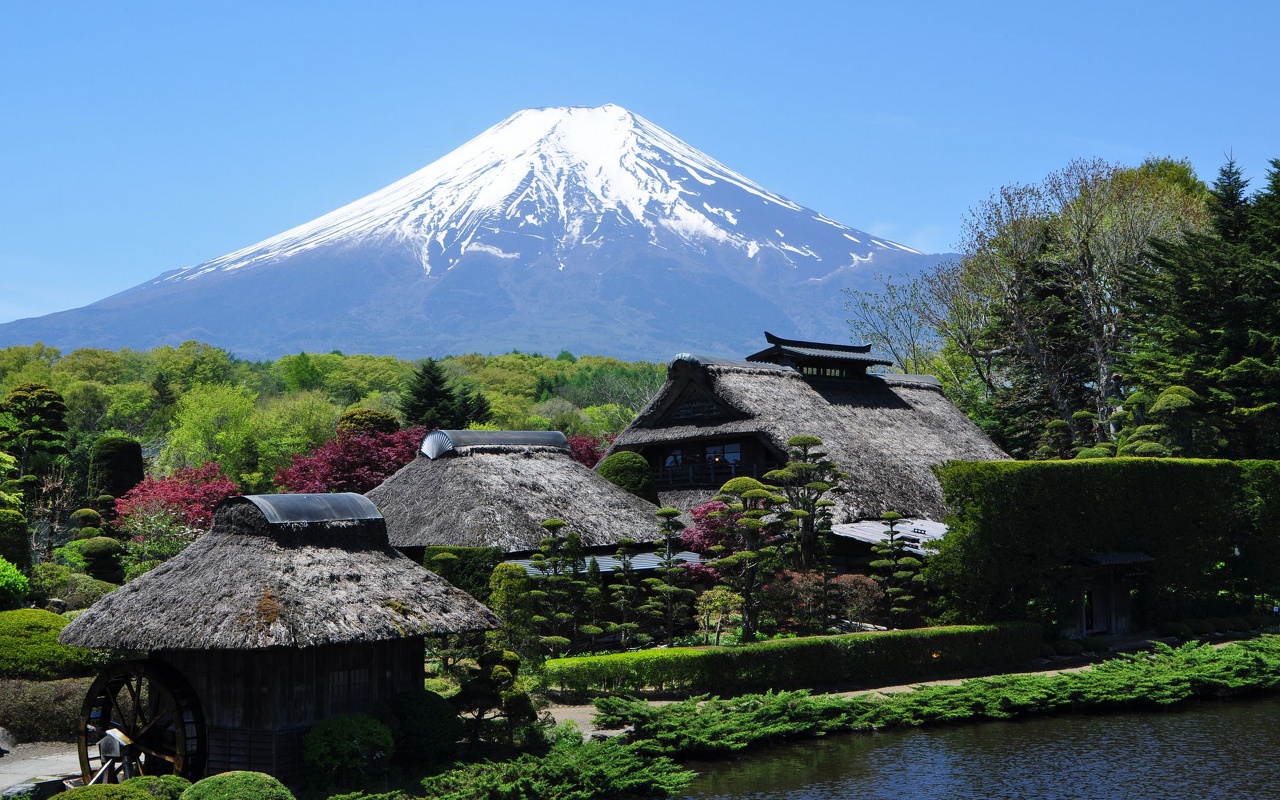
[2,0,1277,325]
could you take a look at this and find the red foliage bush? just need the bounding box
[567,434,611,468]
[274,427,426,494]
[114,463,239,529]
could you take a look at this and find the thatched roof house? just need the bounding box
[607,333,1009,522]
[61,493,498,650]
[367,430,663,559]
[60,494,497,782]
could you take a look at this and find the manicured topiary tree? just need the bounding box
[77,536,126,583]
[375,687,462,765]
[596,451,659,504]
[0,508,29,572]
[121,775,192,799]
[179,771,295,800]
[0,556,28,610]
[89,435,145,499]
[868,512,924,628]
[69,508,104,531]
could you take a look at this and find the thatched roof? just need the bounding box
[609,355,1009,522]
[367,433,662,552]
[59,494,499,651]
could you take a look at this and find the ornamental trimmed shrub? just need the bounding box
[0,556,28,609]
[69,508,104,530]
[596,451,659,504]
[89,435,146,499]
[0,677,91,741]
[0,508,29,572]
[544,623,1041,695]
[49,786,153,800]
[121,775,192,799]
[76,536,126,583]
[0,608,101,680]
[301,714,394,788]
[179,771,295,800]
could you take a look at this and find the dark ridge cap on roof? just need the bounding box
[866,372,944,389]
[220,493,383,524]
[762,330,874,353]
[421,429,569,459]
[671,353,793,371]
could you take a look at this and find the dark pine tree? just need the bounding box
[398,358,462,429]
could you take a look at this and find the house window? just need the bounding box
[664,449,683,467]
[672,396,722,421]
[705,443,741,465]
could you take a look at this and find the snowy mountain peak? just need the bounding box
[163,104,919,284]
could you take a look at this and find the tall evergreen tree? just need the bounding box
[0,383,69,478]
[399,358,462,429]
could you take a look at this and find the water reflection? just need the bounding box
[683,695,1280,800]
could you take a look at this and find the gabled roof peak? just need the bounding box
[762,330,874,354]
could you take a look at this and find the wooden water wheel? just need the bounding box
[77,659,205,784]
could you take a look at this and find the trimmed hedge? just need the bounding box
[543,623,1040,695]
[931,459,1280,632]
[596,452,660,505]
[179,772,295,800]
[121,776,192,799]
[0,677,93,741]
[49,787,152,800]
[0,609,102,680]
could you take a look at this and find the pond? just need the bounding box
[682,695,1280,800]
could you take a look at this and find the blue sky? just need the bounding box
[2,1,1278,325]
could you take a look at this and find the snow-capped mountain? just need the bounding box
[0,104,945,360]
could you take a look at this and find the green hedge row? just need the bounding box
[543,623,1041,695]
[930,459,1280,632]
[0,609,104,680]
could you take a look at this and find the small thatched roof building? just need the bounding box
[608,333,1009,523]
[61,493,498,782]
[367,430,663,559]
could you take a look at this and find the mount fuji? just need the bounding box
[0,104,945,361]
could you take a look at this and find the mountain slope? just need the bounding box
[0,104,945,360]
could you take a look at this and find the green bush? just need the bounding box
[49,786,153,800]
[596,451,659,504]
[121,776,192,799]
[419,735,692,800]
[544,623,1041,695]
[76,536,125,583]
[1205,616,1231,633]
[1157,621,1193,639]
[73,526,102,541]
[0,556,28,609]
[179,771,295,800]
[374,688,461,765]
[89,435,145,499]
[1185,619,1215,636]
[422,546,504,603]
[1051,639,1084,656]
[0,677,92,741]
[0,609,102,680]
[69,508,104,530]
[1227,617,1252,632]
[931,459,1280,631]
[0,508,30,572]
[301,714,393,788]
[1078,637,1106,653]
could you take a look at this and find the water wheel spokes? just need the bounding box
[78,659,205,784]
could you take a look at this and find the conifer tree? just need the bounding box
[640,507,696,644]
[868,512,924,628]
[398,358,461,429]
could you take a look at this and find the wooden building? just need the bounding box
[59,493,498,784]
[607,332,1009,523]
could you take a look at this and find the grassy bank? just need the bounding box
[327,636,1280,799]
[593,635,1280,759]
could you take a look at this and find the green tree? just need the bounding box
[157,383,257,485]
[868,512,925,627]
[486,563,540,660]
[400,358,458,429]
[639,507,696,644]
[596,451,659,504]
[763,434,846,571]
[0,382,69,478]
[89,435,145,498]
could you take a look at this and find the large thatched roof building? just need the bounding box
[60,493,498,782]
[367,430,662,560]
[607,333,1009,522]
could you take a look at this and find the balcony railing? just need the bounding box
[652,461,780,488]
